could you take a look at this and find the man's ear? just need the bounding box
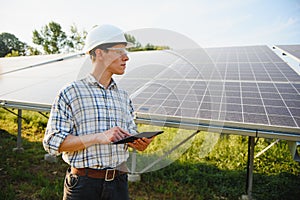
[95,49,104,60]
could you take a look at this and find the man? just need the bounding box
[43,24,153,200]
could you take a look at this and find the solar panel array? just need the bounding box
[0,45,299,138]
[117,46,300,135]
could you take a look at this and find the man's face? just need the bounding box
[103,44,129,75]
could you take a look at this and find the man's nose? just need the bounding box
[122,54,129,61]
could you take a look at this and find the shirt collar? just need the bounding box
[86,74,117,90]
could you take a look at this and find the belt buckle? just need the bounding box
[105,169,115,181]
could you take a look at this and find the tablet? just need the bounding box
[112,131,164,144]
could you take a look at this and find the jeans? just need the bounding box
[63,168,129,200]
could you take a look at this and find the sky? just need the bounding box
[0,0,300,48]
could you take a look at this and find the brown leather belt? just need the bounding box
[71,167,127,181]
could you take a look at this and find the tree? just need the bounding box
[5,50,20,57]
[27,46,41,56]
[32,22,87,54]
[125,33,142,49]
[145,43,155,50]
[32,21,68,54]
[124,33,169,52]
[31,21,168,55]
[67,24,87,52]
[0,40,8,57]
[0,32,27,57]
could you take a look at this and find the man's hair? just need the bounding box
[89,42,127,61]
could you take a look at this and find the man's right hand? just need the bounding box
[100,127,131,144]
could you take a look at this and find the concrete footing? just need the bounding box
[128,174,141,182]
[13,147,24,153]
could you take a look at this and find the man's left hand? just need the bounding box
[128,137,154,151]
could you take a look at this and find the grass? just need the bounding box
[0,108,299,200]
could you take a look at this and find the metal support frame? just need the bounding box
[131,149,137,173]
[1,108,49,152]
[128,149,141,182]
[255,139,280,158]
[287,141,300,162]
[1,108,25,152]
[245,136,255,200]
[2,107,28,123]
[13,109,24,152]
[129,130,200,175]
[140,130,200,174]
[38,111,49,119]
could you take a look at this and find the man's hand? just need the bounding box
[100,126,131,144]
[128,137,154,151]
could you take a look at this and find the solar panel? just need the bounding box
[0,54,85,110]
[0,53,80,75]
[275,45,300,62]
[0,46,299,140]
[116,46,300,139]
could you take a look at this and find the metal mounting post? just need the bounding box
[244,136,255,200]
[13,109,24,152]
[128,149,141,182]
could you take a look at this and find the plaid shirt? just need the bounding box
[43,74,137,169]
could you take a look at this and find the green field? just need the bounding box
[0,109,299,200]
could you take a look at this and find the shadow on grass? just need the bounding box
[1,129,299,200]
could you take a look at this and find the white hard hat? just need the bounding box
[83,24,132,54]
